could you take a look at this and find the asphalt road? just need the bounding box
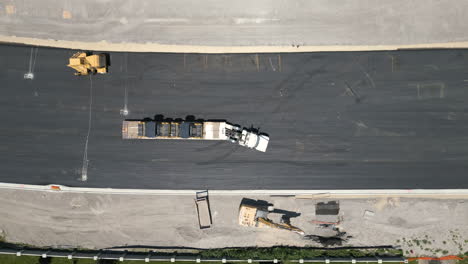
[1,44,468,189]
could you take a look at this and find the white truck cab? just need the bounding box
[238,129,269,152]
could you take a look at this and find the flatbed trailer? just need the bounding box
[195,191,212,229]
[122,118,269,152]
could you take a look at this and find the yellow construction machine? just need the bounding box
[67,52,108,76]
[238,200,305,235]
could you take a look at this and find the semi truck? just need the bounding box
[122,118,269,152]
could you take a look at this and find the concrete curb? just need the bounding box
[2,35,468,53]
[1,182,468,198]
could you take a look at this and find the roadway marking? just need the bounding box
[268,57,276,71]
[415,82,445,99]
[203,55,208,70]
[389,55,395,72]
[255,54,260,72]
[278,54,282,72]
[120,53,129,116]
[182,54,283,72]
[23,47,40,96]
[343,81,363,103]
[80,76,94,182]
[223,55,231,68]
[24,47,39,81]
[424,64,439,70]
[388,54,402,72]
[267,55,282,72]
[360,66,376,89]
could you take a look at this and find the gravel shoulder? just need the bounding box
[0,189,466,256]
[1,0,468,52]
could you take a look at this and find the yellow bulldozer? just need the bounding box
[238,199,305,235]
[67,52,108,76]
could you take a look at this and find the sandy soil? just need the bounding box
[0,189,466,256]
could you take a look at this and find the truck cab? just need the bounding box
[238,130,269,152]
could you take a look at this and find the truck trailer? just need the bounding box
[195,191,212,229]
[122,118,269,152]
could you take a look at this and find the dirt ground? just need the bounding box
[2,0,468,50]
[0,189,466,256]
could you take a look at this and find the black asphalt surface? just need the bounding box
[1,44,468,189]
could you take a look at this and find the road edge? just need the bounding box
[1,182,468,198]
[2,35,468,53]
